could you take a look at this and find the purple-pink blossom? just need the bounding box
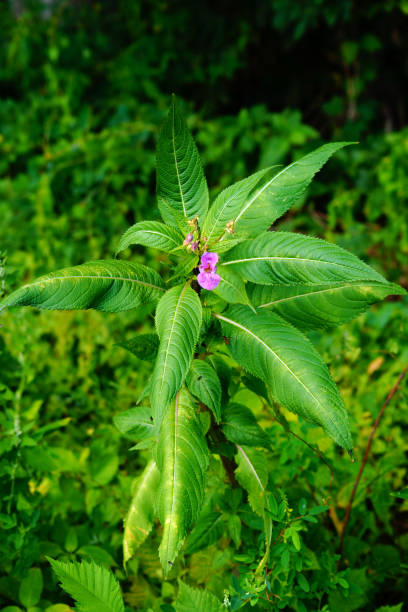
[197,251,220,290]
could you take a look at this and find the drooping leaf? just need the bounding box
[116,333,159,361]
[222,142,353,238]
[216,305,352,449]
[235,445,272,554]
[150,282,202,424]
[113,406,156,441]
[202,167,273,243]
[156,389,209,573]
[184,512,224,554]
[116,221,182,255]
[222,403,270,448]
[0,261,165,313]
[212,266,254,310]
[47,558,124,612]
[186,360,222,423]
[222,231,387,285]
[176,581,224,612]
[235,445,268,517]
[123,461,161,565]
[248,281,406,329]
[157,96,209,227]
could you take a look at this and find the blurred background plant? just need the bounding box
[0,0,407,610]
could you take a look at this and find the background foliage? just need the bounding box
[0,0,407,610]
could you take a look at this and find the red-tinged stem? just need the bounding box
[338,364,408,566]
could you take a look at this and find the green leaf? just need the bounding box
[202,167,273,243]
[47,558,124,612]
[216,305,352,449]
[157,96,209,227]
[113,406,156,441]
[222,142,353,237]
[212,266,254,310]
[176,581,224,612]
[184,512,224,554]
[186,359,222,423]
[156,389,209,573]
[116,221,183,254]
[222,403,270,448]
[222,231,387,285]
[116,333,159,361]
[123,460,161,565]
[0,261,165,313]
[150,283,202,424]
[19,568,43,608]
[249,280,406,329]
[235,445,268,517]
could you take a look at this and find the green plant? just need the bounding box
[1,96,405,601]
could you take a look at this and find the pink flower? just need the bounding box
[191,241,199,252]
[183,233,194,246]
[197,251,221,290]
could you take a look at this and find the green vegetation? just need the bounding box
[1,1,407,610]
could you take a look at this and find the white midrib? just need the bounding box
[236,444,264,491]
[140,229,179,246]
[157,283,189,401]
[22,275,165,292]
[233,159,297,225]
[163,390,180,560]
[215,312,333,422]
[257,283,378,308]
[172,107,187,218]
[221,256,359,270]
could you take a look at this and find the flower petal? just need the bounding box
[197,271,221,290]
[200,252,219,271]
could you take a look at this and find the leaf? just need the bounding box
[222,231,387,285]
[123,461,161,565]
[156,389,209,574]
[176,581,224,612]
[150,283,202,424]
[18,567,43,608]
[184,512,224,554]
[235,445,272,554]
[116,333,159,361]
[113,406,156,441]
[212,266,254,309]
[0,261,165,313]
[235,445,269,517]
[216,305,352,449]
[157,96,209,226]
[186,360,222,423]
[249,280,406,329]
[116,221,183,254]
[222,403,270,448]
[47,558,124,612]
[202,167,273,243]
[223,142,353,237]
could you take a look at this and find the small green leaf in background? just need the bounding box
[116,333,159,362]
[222,403,270,448]
[176,580,224,612]
[185,512,224,554]
[47,558,124,612]
[18,568,43,608]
